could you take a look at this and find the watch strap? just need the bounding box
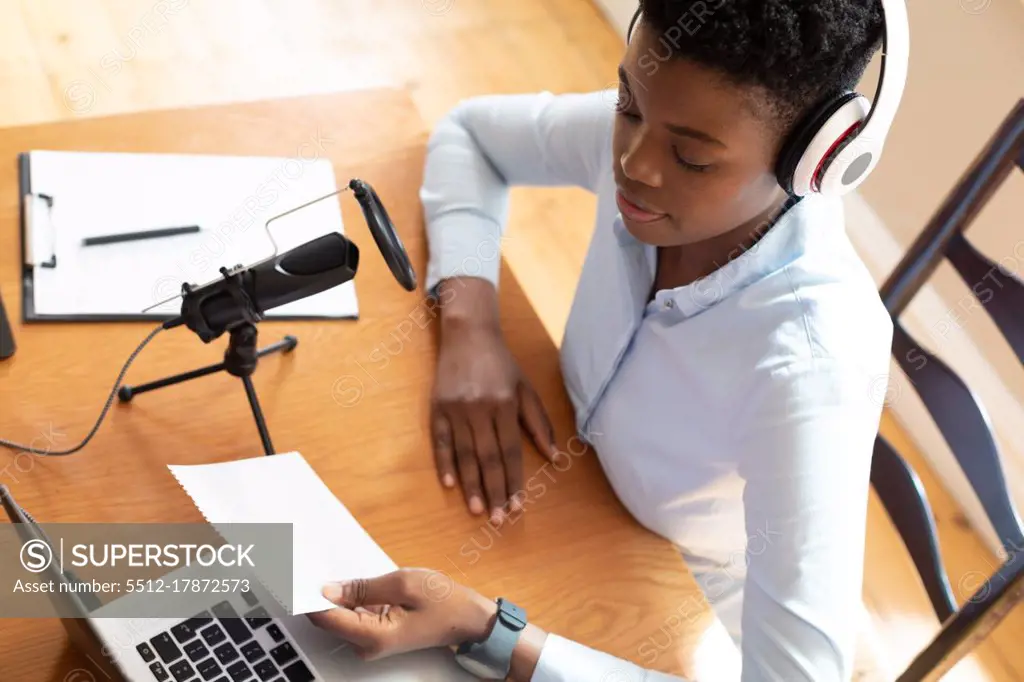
[456,598,526,678]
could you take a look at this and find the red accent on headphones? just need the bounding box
[812,121,863,192]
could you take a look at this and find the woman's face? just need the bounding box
[611,20,789,247]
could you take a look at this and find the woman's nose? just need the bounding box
[620,130,663,188]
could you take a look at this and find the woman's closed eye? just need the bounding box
[614,86,713,173]
[672,146,711,173]
[615,85,636,117]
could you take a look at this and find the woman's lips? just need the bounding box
[616,189,666,223]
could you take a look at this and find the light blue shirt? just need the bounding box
[421,90,893,681]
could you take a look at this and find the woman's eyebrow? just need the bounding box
[664,122,726,147]
[618,64,725,148]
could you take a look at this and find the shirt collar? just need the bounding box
[614,194,839,319]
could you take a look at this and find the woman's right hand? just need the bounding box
[430,279,557,524]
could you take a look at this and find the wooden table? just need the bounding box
[0,89,714,681]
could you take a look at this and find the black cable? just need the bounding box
[0,324,165,457]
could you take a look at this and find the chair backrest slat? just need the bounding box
[893,322,1024,555]
[872,435,958,621]
[881,100,1024,318]
[946,233,1024,366]
[871,99,1024,681]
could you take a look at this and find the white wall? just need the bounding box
[590,0,1024,555]
[592,0,636,37]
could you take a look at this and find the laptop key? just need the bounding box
[197,657,223,681]
[150,662,170,681]
[240,640,265,663]
[170,624,198,644]
[282,661,314,682]
[252,659,278,681]
[212,601,253,644]
[269,642,297,666]
[151,632,184,664]
[169,659,196,682]
[227,660,254,681]
[173,610,215,643]
[201,624,227,647]
[185,640,210,662]
[214,643,241,665]
[137,642,156,662]
[190,610,214,625]
[265,625,285,643]
[243,607,271,630]
[241,588,259,608]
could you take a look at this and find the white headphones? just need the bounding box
[627,0,909,197]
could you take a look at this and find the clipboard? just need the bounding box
[18,150,360,323]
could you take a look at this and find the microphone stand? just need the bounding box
[118,266,298,457]
[118,178,417,458]
[117,324,295,457]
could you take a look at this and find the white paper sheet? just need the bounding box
[168,452,396,615]
[26,150,359,318]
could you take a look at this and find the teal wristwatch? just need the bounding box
[454,598,527,679]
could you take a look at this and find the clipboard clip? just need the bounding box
[23,192,57,269]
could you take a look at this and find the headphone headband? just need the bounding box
[856,0,909,153]
[623,1,909,197]
[792,0,909,195]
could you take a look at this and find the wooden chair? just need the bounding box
[870,98,1024,681]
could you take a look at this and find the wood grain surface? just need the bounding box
[0,88,714,682]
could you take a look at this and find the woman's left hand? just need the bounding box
[307,568,497,661]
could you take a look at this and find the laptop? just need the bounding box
[2,486,477,682]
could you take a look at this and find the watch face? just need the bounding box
[456,653,502,679]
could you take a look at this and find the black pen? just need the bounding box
[82,225,201,247]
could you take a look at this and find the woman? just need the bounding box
[310,1,894,680]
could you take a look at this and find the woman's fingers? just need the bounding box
[307,604,381,649]
[309,569,487,662]
[430,406,457,489]
[496,404,524,513]
[449,416,485,515]
[469,412,507,523]
[519,381,557,461]
[322,573,410,609]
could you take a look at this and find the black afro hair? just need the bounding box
[633,0,885,135]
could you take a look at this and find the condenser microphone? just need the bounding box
[163,232,359,342]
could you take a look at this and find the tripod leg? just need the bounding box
[119,361,227,401]
[258,335,299,357]
[242,375,275,456]
[118,335,298,401]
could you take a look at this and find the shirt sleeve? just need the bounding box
[732,358,883,681]
[420,90,614,294]
[528,358,883,682]
[532,634,692,682]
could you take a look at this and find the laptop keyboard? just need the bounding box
[135,590,316,682]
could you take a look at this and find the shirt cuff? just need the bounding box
[423,212,504,295]
[531,634,647,682]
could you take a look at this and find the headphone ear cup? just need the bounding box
[775,92,867,196]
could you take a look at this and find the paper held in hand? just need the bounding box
[168,451,396,615]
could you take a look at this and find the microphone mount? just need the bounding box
[118,178,415,457]
[164,265,262,343]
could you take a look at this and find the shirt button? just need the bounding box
[664,299,675,308]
